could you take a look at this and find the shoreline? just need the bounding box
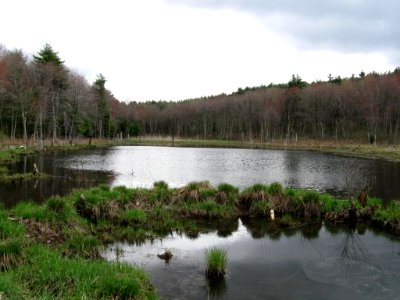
[1,182,400,298]
[1,137,400,163]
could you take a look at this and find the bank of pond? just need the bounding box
[1,181,400,299]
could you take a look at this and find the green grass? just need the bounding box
[205,247,228,278]
[244,183,269,194]
[374,201,400,222]
[268,182,284,195]
[120,208,147,224]
[62,234,100,258]
[2,245,156,299]
[0,210,25,270]
[1,181,400,298]
[0,146,36,163]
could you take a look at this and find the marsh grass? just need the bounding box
[238,183,268,211]
[176,181,213,202]
[302,191,322,218]
[0,210,24,270]
[62,234,100,258]
[216,183,239,205]
[374,201,400,222]
[1,181,400,298]
[120,208,147,224]
[268,182,284,195]
[205,247,228,278]
[6,245,157,299]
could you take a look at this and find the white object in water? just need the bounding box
[270,209,275,220]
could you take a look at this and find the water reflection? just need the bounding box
[64,146,400,202]
[3,146,400,207]
[0,150,113,207]
[102,219,400,300]
[207,277,227,299]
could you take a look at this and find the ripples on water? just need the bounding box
[63,146,400,201]
[102,219,400,300]
[2,145,400,205]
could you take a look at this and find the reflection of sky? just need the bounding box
[102,219,249,267]
[58,146,400,200]
[102,222,400,300]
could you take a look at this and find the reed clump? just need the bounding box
[205,247,228,278]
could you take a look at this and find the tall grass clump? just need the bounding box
[302,191,322,218]
[268,182,284,195]
[238,184,268,211]
[45,196,74,222]
[176,181,212,202]
[153,181,169,190]
[374,201,400,222]
[120,209,147,224]
[216,183,239,204]
[12,202,46,221]
[62,234,100,258]
[205,247,228,278]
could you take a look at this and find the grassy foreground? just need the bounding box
[1,181,400,298]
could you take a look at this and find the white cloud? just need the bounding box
[0,0,395,101]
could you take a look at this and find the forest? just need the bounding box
[1,43,400,146]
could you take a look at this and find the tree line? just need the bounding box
[0,44,128,147]
[1,44,400,146]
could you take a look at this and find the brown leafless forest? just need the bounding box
[1,44,400,145]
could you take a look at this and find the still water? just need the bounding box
[102,219,400,300]
[2,146,400,206]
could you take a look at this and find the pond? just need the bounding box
[102,218,400,300]
[2,145,400,206]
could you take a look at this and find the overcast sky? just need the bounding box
[1,0,398,101]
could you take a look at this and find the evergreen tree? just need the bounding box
[33,43,64,66]
[92,74,110,138]
[33,43,68,146]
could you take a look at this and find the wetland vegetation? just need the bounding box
[1,180,400,298]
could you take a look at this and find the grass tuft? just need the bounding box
[153,180,169,189]
[205,247,228,278]
[268,182,284,195]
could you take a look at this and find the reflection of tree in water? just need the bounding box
[216,218,239,238]
[206,278,227,299]
[241,217,282,240]
[336,229,369,263]
[241,217,324,240]
[181,218,239,239]
[300,222,322,240]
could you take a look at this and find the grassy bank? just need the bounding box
[1,182,400,298]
